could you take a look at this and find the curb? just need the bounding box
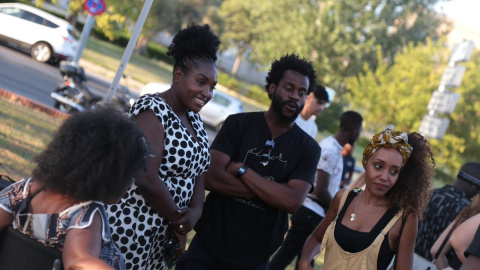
[0,87,69,119]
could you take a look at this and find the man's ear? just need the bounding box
[306,92,313,102]
[268,83,276,96]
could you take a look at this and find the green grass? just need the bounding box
[83,38,172,84]
[0,98,64,181]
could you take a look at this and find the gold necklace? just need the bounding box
[350,192,378,221]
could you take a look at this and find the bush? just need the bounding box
[316,102,343,134]
[217,72,230,87]
[434,168,454,185]
[91,28,130,47]
[245,84,269,105]
[146,42,174,65]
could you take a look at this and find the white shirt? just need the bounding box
[295,115,318,139]
[303,136,343,217]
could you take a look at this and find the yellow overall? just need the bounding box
[320,190,402,270]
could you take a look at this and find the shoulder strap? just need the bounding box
[372,209,403,248]
[337,189,352,215]
[433,226,455,260]
[392,210,407,270]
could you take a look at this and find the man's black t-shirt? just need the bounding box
[195,112,320,269]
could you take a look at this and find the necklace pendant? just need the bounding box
[350,213,356,221]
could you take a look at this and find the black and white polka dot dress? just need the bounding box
[106,94,210,270]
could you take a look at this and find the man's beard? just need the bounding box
[271,91,303,123]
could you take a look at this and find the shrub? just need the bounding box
[245,84,269,105]
[146,42,174,65]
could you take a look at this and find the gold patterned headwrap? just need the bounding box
[362,125,413,168]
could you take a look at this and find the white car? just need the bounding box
[140,82,244,130]
[0,3,79,64]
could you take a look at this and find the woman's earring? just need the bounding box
[174,80,179,83]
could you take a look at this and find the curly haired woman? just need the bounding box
[0,107,148,270]
[299,125,434,270]
[431,195,480,270]
[106,24,220,270]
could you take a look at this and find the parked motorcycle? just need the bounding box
[51,61,135,113]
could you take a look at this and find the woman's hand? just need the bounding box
[170,207,201,234]
[173,230,187,261]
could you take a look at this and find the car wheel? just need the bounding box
[31,42,52,63]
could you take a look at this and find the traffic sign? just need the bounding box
[419,115,450,140]
[450,41,474,63]
[427,90,460,114]
[84,0,106,16]
[439,66,466,88]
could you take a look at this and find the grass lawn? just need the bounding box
[0,97,64,181]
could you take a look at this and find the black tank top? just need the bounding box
[334,190,396,270]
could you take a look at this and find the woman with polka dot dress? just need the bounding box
[106,24,220,270]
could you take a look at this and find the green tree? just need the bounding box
[345,39,448,133]
[345,39,480,173]
[218,0,311,77]
[435,50,480,172]
[217,0,447,85]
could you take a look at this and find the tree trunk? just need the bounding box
[66,11,78,27]
[135,36,150,56]
[231,49,244,78]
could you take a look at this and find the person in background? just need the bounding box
[340,143,355,189]
[0,107,148,270]
[299,125,434,270]
[459,223,480,270]
[177,54,320,270]
[106,24,220,269]
[414,162,480,266]
[294,84,330,139]
[451,213,480,268]
[431,196,480,270]
[270,111,363,269]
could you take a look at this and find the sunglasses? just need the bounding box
[260,140,275,166]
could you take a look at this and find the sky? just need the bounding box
[434,0,480,28]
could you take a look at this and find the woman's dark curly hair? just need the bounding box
[167,23,220,74]
[32,107,149,202]
[264,54,317,99]
[385,132,435,220]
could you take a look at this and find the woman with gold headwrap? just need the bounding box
[298,125,434,270]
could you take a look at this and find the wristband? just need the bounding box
[237,165,248,178]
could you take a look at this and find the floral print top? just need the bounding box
[0,178,125,269]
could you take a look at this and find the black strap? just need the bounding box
[28,187,45,201]
[393,210,407,270]
[0,175,16,184]
[433,226,455,260]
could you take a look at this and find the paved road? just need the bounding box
[0,44,136,107]
[0,44,217,142]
